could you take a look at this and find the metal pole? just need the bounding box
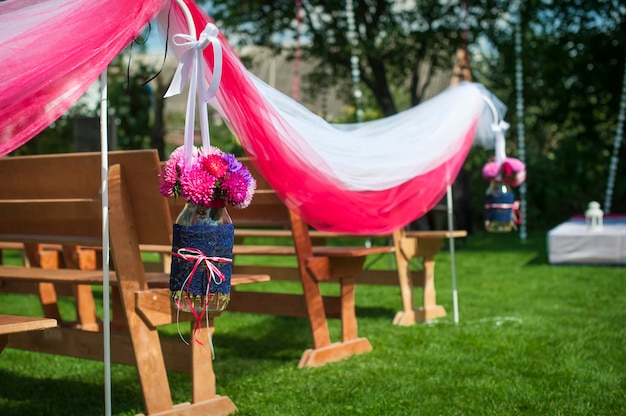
[446,185,459,324]
[100,69,111,416]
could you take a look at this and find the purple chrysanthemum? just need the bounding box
[223,171,256,209]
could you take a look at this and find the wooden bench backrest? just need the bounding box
[167,157,291,229]
[0,150,171,246]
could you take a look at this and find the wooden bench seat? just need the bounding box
[0,263,267,288]
[0,150,269,416]
[0,314,57,354]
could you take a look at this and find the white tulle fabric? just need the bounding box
[248,74,484,191]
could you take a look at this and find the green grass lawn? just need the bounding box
[0,231,624,415]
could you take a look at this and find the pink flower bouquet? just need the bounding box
[159,145,256,208]
[482,157,526,188]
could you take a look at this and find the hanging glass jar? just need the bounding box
[484,180,515,233]
[169,199,234,313]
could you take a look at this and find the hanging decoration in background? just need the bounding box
[604,49,626,215]
[159,19,256,346]
[481,96,526,233]
[514,0,528,240]
[345,0,364,123]
[291,0,303,100]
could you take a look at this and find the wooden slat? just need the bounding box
[0,314,57,335]
[0,265,112,285]
[404,230,467,239]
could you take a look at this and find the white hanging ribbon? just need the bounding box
[165,23,223,168]
[492,120,510,171]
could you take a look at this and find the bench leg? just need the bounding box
[22,244,64,324]
[73,285,100,332]
[298,276,372,368]
[190,320,237,415]
[392,239,418,326]
[340,277,358,341]
[414,239,446,322]
[0,334,7,354]
[37,282,63,322]
[301,270,332,350]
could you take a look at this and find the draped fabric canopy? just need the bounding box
[0,0,167,156]
[1,0,493,234]
[158,0,487,233]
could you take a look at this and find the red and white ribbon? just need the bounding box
[172,247,231,349]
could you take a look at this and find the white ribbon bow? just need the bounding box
[164,23,223,168]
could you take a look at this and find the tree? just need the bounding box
[478,0,626,229]
[209,0,506,117]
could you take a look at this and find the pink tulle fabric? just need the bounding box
[0,0,168,157]
[158,0,480,234]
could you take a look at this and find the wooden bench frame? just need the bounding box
[229,227,466,326]
[0,150,269,416]
[163,159,465,366]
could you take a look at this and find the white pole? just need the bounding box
[446,185,459,324]
[100,69,111,416]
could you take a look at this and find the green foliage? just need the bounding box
[9,116,75,156]
[210,0,507,115]
[1,232,625,415]
[472,0,626,229]
[106,53,155,151]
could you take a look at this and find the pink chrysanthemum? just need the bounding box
[482,161,500,181]
[482,157,526,188]
[501,158,526,187]
[180,168,218,206]
[201,153,229,178]
[159,158,181,197]
[221,171,250,205]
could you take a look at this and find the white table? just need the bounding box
[548,217,626,265]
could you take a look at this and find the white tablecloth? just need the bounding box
[548,217,626,265]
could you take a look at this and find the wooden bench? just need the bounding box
[205,159,465,326]
[0,150,269,416]
[0,314,57,354]
[164,159,465,367]
[229,227,466,325]
[161,169,394,368]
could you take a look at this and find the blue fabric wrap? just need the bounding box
[169,223,235,296]
[484,191,514,223]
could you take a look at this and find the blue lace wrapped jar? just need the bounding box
[484,180,515,233]
[169,200,234,313]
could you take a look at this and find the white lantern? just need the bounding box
[585,201,604,231]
